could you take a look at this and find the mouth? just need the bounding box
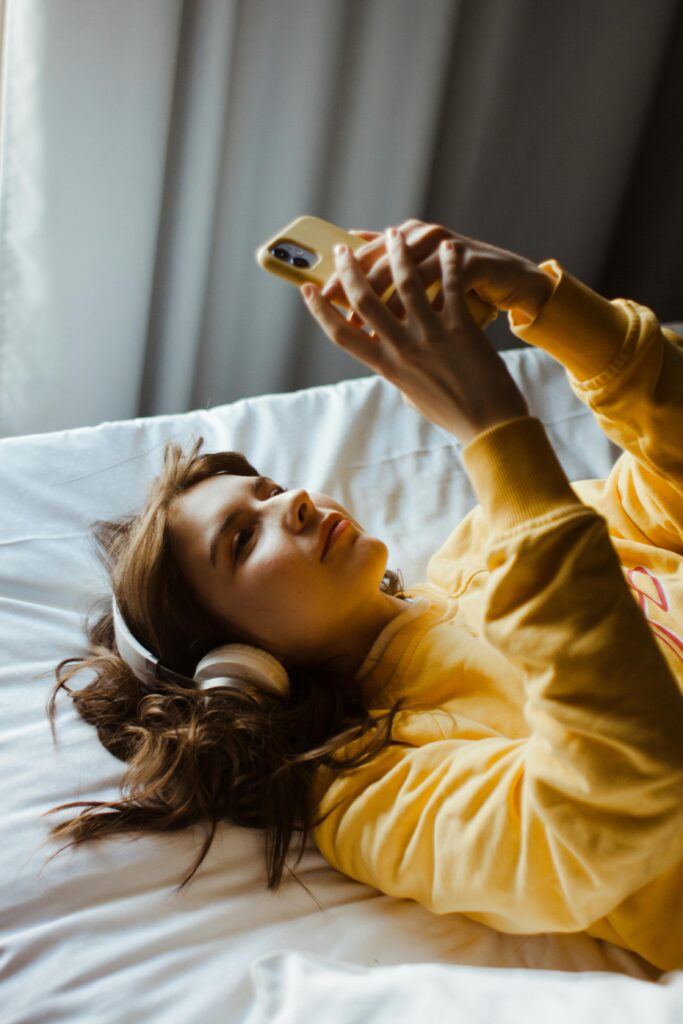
[320,514,351,560]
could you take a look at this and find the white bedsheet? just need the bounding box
[2,342,681,1023]
[246,952,683,1024]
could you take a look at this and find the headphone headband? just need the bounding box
[111,595,290,698]
[111,594,159,681]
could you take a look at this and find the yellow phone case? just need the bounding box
[255,215,498,329]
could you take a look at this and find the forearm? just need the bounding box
[462,415,683,760]
[507,261,631,381]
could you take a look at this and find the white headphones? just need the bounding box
[111,595,290,698]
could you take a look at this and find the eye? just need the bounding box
[233,526,254,555]
[232,485,287,561]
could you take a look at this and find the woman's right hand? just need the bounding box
[302,228,531,446]
[322,219,554,325]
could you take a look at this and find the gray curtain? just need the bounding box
[0,0,680,437]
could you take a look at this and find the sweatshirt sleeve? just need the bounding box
[508,260,683,553]
[311,417,683,936]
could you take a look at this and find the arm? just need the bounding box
[509,262,683,550]
[312,418,683,935]
[307,227,683,938]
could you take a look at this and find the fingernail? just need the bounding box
[334,244,348,257]
[302,284,315,300]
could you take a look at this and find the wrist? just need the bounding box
[461,416,579,532]
[458,415,528,448]
[511,269,555,322]
[459,407,530,447]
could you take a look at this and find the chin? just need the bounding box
[356,531,386,554]
[369,537,390,576]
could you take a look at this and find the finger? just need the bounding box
[365,225,449,310]
[382,254,449,317]
[320,271,342,302]
[321,237,384,302]
[385,287,407,319]
[398,218,424,234]
[346,308,366,329]
[322,225,428,306]
[430,287,445,313]
[439,240,474,326]
[328,261,408,319]
[386,229,437,326]
[301,286,387,372]
[332,244,403,339]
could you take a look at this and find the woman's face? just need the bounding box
[168,472,401,668]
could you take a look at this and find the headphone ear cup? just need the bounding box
[194,644,290,698]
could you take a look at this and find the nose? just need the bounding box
[282,487,315,530]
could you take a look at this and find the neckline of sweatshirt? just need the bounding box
[352,593,434,685]
[352,589,453,697]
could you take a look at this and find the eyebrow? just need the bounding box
[209,476,267,569]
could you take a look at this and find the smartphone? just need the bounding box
[255,215,498,329]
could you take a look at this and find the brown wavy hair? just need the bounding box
[44,436,423,896]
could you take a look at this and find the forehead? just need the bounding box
[170,474,253,534]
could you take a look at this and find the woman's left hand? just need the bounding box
[300,228,529,445]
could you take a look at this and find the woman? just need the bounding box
[46,220,683,972]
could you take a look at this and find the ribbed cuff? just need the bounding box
[507,260,631,382]
[461,416,582,534]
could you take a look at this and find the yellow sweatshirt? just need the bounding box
[310,260,683,973]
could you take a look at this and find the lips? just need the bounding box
[320,514,349,560]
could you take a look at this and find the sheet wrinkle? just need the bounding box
[0,533,91,547]
[52,434,199,485]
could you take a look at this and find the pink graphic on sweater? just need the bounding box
[625,565,683,664]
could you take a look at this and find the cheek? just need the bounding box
[233,558,328,644]
[249,547,321,601]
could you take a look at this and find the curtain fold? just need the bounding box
[0,0,680,438]
[140,0,240,416]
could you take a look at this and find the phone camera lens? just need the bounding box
[292,256,310,268]
[272,247,289,261]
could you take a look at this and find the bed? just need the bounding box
[3,336,683,1023]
